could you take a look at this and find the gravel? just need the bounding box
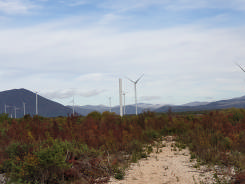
[0,173,6,184]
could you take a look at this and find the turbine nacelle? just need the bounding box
[126,74,144,84]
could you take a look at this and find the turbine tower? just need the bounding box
[35,92,38,115]
[5,104,10,114]
[14,106,20,119]
[108,97,112,112]
[119,78,123,117]
[23,102,26,116]
[127,74,144,115]
[72,96,75,116]
[122,92,126,115]
[4,104,7,114]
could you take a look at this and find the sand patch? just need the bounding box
[109,136,234,184]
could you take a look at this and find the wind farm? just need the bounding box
[0,0,245,183]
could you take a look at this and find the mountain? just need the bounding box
[4,88,245,118]
[181,101,210,106]
[155,96,245,113]
[68,103,163,116]
[0,88,72,118]
[69,105,109,116]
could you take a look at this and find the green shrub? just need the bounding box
[34,139,71,183]
[113,167,125,180]
[3,139,71,183]
[143,129,159,141]
[190,152,196,160]
[146,145,153,154]
[221,137,233,150]
[86,111,102,120]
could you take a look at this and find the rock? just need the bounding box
[0,174,6,184]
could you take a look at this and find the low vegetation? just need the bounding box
[0,108,244,183]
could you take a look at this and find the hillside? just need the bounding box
[155,96,245,113]
[0,88,72,118]
[69,96,245,115]
[2,88,245,117]
[68,104,156,116]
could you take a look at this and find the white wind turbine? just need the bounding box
[4,104,10,114]
[35,91,38,115]
[33,90,41,116]
[72,96,75,116]
[14,106,20,119]
[236,63,245,93]
[108,97,112,112]
[126,74,144,115]
[122,91,127,115]
[236,63,245,73]
[22,102,27,116]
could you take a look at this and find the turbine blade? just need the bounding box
[236,63,245,73]
[125,76,135,83]
[136,74,144,83]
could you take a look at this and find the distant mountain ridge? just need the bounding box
[181,101,210,106]
[155,96,245,113]
[68,103,163,116]
[69,96,245,115]
[0,88,72,118]
[1,88,245,117]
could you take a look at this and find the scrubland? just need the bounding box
[0,108,244,183]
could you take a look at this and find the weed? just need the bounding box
[146,146,153,154]
[114,168,125,180]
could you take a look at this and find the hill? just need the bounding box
[68,104,161,116]
[0,88,72,118]
[70,96,245,115]
[2,88,245,117]
[155,96,245,113]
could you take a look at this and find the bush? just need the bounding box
[143,129,159,140]
[35,139,71,183]
[221,137,233,150]
[113,167,125,180]
[3,139,71,183]
[86,111,102,120]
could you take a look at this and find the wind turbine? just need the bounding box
[119,78,123,117]
[108,97,112,112]
[72,96,75,116]
[122,91,127,115]
[35,91,38,115]
[126,74,144,115]
[23,102,26,116]
[236,63,245,73]
[14,106,20,119]
[4,104,11,115]
[4,104,7,114]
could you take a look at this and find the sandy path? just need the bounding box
[109,137,218,184]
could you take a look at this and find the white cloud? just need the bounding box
[0,5,245,105]
[0,0,36,14]
[140,96,162,101]
[41,88,106,99]
[76,73,113,82]
[98,13,126,25]
[99,0,245,13]
[68,0,88,7]
[58,0,89,7]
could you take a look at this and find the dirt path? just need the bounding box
[109,136,233,184]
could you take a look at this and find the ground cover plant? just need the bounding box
[0,109,244,183]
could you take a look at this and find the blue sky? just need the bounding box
[0,0,245,107]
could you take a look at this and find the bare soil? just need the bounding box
[109,136,235,184]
